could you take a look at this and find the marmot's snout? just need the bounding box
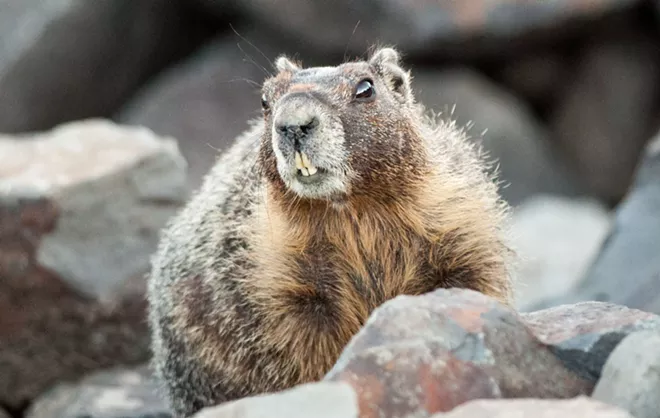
[273,100,325,180]
[270,93,347,197]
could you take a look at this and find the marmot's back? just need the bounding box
[147,47,513,417]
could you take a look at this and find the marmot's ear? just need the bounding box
[275,55,301,73]
[369,47,412,104]
[369,47,400,68]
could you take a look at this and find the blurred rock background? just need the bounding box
[1,0,660,417]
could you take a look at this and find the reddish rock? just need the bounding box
[0,120,187,408]
[430,396,633,418]
[324,288,592,416]
[522,302,660,381]
[328,344,501,417]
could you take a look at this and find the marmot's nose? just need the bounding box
[275,117,319,150]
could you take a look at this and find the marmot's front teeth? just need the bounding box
[295,152,304,170]
[296,151,318,176]
[300,152,312,168]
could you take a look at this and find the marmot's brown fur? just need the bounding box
[147,47,514,417]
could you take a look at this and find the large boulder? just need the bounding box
[0,119,187,408]
[322,288,592,417]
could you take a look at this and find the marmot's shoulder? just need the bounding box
[147,118,264,325]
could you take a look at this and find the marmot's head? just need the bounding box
[257,47,427,204]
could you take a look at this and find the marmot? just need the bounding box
[147,47,514,417]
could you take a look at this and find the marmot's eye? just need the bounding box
[355,79,375,101]
[261,94,269,110]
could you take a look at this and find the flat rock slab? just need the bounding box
[0,119,187,408]
[592,331,660,418]
[323,288,592,417]
[430,396,633,418]
[26,366,172,418]
[523,301,660,381]
[192,382,358,418]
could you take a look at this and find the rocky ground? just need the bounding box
[1,0,660,417]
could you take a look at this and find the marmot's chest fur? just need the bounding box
[250,197,473,319]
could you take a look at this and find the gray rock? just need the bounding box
[0,119,187,408]
[413,68,583,206]
[116,31,302,189]
[593,331,660,418]
[1,119,188,300]
[523,302,660,382]
[0,407,9,418]
[430,396,633,418]
[26,366,172,418]
[550,26,660,204]
[193,0,639,58]
[191,382,358,418]
[0,0,212,133]
[534,128,660,312]
[510,194,612,311]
